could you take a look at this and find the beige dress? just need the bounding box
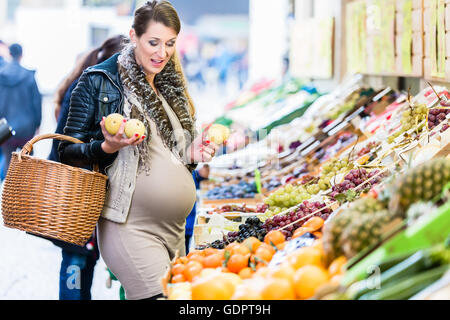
[97,95,196,300]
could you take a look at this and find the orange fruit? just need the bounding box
[186,260,203,269]
[233,244,251,256]
[219,272,242,291]
[313,232,323,239]
[175,256,188,264]
[252,246,273,264]
[231,282,263,300]
[292,227,314,239]
[303,217,325,232]
[288,246,324,270]
[242,237,262,253]
[330,274,343,285]
[189,254,205,266]
[259,242,276,255]
[276,241,287,251]
[171,274,186,283]
[293,265,329,300]
[203,252,224,269]
[238,267,254,279]
[227,253,249,274]
[254,266,270,279]
[203,247,219,257]
[269,263,296,284]
[225,242,240,254]
[264,230,286,246]
[171,263,186,276]
[254,262,267,272]
[199,268,219,277]
[191,274,234,300]
[184,261,203,282]
[187,249,204,258]
[261,277,295,300]
[218,266,230,273]
[328,256,347,277]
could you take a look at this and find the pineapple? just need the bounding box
[389,158,450,215]
[323,197,387,263]
[347,197,386,214]
[323,210,356,263]
[340,210,397,259]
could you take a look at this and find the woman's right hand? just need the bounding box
[100,117,146,154]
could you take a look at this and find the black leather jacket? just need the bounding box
[58,54,123,174]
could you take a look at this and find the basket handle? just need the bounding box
[18,133,101,172]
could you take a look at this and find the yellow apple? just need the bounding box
[124,119,146,139]
[207,124,230,145]
[105,113,124,135]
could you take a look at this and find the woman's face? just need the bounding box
[131,21,178,77]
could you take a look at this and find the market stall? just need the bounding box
[160,77,450,300]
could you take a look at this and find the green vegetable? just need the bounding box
[377,252,416,273]
[351,245,450,299]
[358,264,449,300]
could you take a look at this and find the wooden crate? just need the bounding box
[423,0,450,82]
[394,0,424,77]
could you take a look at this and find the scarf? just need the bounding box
[117,43,197,174]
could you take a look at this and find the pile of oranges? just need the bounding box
[168,216,347,300]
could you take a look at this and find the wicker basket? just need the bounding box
[1,134,108,246]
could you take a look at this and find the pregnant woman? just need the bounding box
[59,0,218,300]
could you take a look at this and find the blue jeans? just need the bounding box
[59,250,97,300]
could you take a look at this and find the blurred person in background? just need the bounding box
[0,43,41,180]
[49,35,127,163]
[48,34,126,300]
[0,40,9,69]
[0,40,9,179]
[185,164,210,254]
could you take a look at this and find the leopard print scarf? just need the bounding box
[117,43,196,174]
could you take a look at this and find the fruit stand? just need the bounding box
[159,0,450,301]
[160,75,450,300]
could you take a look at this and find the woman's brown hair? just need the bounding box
[132,0,196,118]
[54,35,126,119]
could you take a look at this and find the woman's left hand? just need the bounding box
[187,128,219,163]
